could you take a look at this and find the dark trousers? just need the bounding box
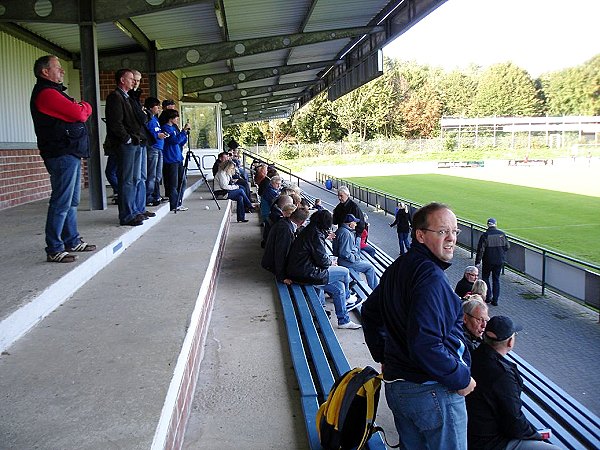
[163,162,186,211]
[482,263,503,304]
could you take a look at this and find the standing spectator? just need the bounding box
[286,210,360,329]
[332,186,365,237]
[362,202,476,449]
[160,109,189,212]
[466,316,560,450]
[143,97,167,206]
[390,201,412,255]
[462,298,489,354]
[30,55,96,262]
[333,214,377,289]
[215,160,253,223]
[455,265,479,298]
[105,68,146,226]
[475,218,510,306]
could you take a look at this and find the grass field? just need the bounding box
[348,174,600,265]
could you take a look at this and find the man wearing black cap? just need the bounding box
[475,218,510,306]
[466,316,560,450]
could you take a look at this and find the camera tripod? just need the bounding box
[175,130,221,212]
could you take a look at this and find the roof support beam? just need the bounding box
[223,94,298,111]
[182,59,337,94]
[194,80,314,103]
[98,26,382,72]
[113,18,151,51]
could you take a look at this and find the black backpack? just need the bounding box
[316,366,398,450]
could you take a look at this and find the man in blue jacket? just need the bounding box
[362,202,476,449]
[475,218,510,306]
[333,214,377,289]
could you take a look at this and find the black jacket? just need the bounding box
[285,222,330,285]
[475,226,510,266]
[333,198,365,236]
[262,218,295,281]
[105,88,145,151]
[455,276,474,298]
[390,208,411,233]
[466,343,541,450]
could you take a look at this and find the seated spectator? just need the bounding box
[261,206,309,282]
[262,194,293,247]
[360,223,377,258]
[333,185,365,238]
[470,279,488,300]
[215,160,253,223]
[312,198,324,210]
[467,316,560,450]
[254,163,267,187]
[260,175,282,223]
[455,265,479,298]
[333,214,377,290]
[212,152,229,177]
[285,210,360,329]
[462,298,489,354]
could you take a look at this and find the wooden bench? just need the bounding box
[276,282,386,449]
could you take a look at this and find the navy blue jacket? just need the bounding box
[362,242,471,390]
[475,226,510,266]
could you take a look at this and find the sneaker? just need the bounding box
[337,320,361,330]
[346,294,358,306]
[176,206,189,211]
[347,297,366,312]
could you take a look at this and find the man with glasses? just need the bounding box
[466,316,560,450]
[476,218,510,306]
[462,298,489,353]
[362,202,475,449]
[332,186,365,237]
[456,265,479,298]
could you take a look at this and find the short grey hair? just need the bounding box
[270,175,282,185]
[462,298,488,316]
[464,265,478,275]
[338,186,350,196]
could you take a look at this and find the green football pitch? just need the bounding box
[347,174,600,266]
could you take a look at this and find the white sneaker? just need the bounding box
[337,320,361,330]
[176,206,189,211]
[347,297,366,312]
[346,294,358,306]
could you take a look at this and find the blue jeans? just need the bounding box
[385,380,467,450]
[398,232,411,255]
[146,146,161,203]
[361,244,376,257]
[136,145,147,213]
[339,259,377,289]
[43,155,82,254]
[117,143,144,224]
[228,188,252,221]
[482,263,503,303]
[163,161,186,211]
[105,154,118,194]
[317,266,351,325]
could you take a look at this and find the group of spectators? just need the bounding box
[30,56,196,262]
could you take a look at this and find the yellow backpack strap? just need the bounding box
[356,374,382,449]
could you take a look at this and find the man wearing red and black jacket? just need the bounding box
[30,55,96,263]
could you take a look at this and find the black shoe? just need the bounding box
[122,218,144,226]
[237,219,249,223]
[136,214,150,221]
[491,301,498,306]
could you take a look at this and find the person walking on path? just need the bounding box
[30,55,96,263]
[362,202,476,449]
[390,201,412,255]
[475,218,510,306]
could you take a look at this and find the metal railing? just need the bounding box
[316,172,600,310]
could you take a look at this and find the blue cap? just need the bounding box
[487,218,497,226]
[344,214,359,223]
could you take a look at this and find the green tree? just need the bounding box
[473,62,543,116]
[438,69,479,117]
[400,83,443,138]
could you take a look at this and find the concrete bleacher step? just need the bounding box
[0,185,231,449]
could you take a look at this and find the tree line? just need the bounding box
[225,54,599,146]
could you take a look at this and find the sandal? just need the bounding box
[47,252,78,263]
[66,241,97,252]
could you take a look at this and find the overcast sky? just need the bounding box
[383,0,600,77]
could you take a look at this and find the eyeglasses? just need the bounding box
[466,312,489,324]
[421,228,462,237]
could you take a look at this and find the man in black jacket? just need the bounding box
[466,316,559,450]
[332,186,365,237]
[476,218,510,305]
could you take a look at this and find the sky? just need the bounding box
[383,0,600,77]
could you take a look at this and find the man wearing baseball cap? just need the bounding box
[333,214,377,290]
[475,218,510,306]
[466,316,560,449]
